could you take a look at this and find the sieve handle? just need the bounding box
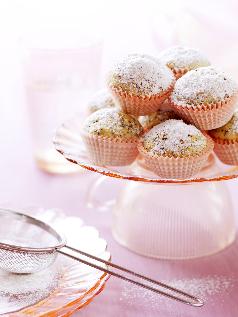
[57,245,204,307]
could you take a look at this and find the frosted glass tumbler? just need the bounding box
[24,42,102,173]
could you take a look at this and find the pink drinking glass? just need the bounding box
[24,40,103,173]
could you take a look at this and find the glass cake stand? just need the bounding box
[54,114,238,260]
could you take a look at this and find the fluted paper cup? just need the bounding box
[109,83,175,116]
[170,94,238,130]
[171,67,189,79]
[211,137,238,165]
[81,131,139,166]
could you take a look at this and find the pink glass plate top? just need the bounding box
[1,209,110,317]
[54,114,238,184]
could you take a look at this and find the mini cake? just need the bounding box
[87,89,116,114]
[139,109,178,131]
[170,66,238,130]
[209,110,238,165]
[158,46,210,79]
[82,108,143,166]
[138,119,214,179]
[107,54,175,116]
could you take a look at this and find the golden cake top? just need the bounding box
[139,110,178,130]
[108,54,174,97]
[171,66,238,106]
[83,108,143,138]
[141,119,207,158]
[209,110,238,140]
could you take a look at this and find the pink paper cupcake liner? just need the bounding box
[171,67,189,80]
[109,83,175,116]
[170,94,238,130]
[158,98,174,111]
[138,134,214,179]
[212,138,238,165]
[81,132,139,166]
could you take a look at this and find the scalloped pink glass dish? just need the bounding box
[54,115,237,260]
[0,209,110,317]
[54,114,238,184]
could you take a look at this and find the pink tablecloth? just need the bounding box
[1,98,238,317]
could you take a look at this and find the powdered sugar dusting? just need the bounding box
[108,54,174,96]
[171,66,238,106]
[120,275,235,309]
[159,46,210,70]
[83,108,143,137]
[167,276,234,297]
[142,119,207,157]
[0,264,60,314]
[87,89,116,114]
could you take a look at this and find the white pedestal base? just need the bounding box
[113,181,236,259]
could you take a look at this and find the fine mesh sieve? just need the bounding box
[0,209,64,274]
[0,208,204,307]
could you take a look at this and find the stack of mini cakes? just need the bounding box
[82,46,238,179]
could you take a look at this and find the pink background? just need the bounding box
[0,1,238,315]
